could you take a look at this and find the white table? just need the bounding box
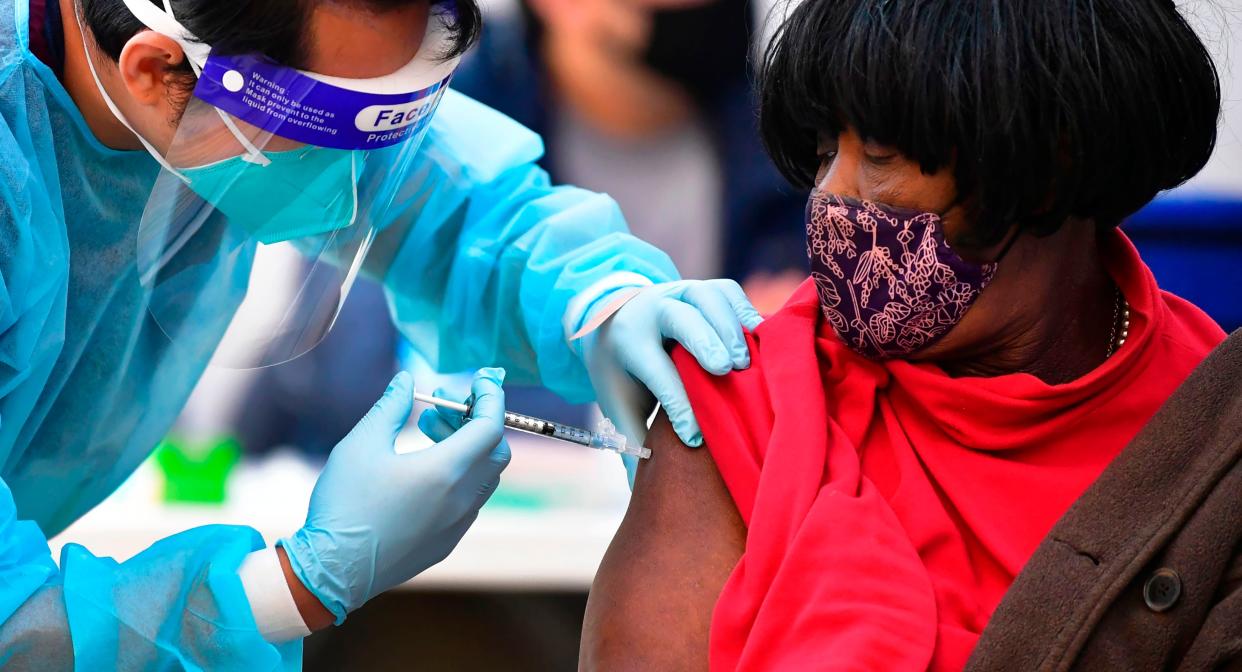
[50,434,631,592]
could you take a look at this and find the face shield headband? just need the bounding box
[99,0,460,168]
[85,0,465,369]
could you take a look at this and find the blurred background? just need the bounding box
[50,0,1241,669]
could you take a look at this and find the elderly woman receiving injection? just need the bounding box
[579,0,1234,670]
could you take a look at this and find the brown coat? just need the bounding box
[967,330,1242,671]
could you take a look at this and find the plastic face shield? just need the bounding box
[134,2,459,369]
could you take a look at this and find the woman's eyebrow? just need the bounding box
[860,135,898,152]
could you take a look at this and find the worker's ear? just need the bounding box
[116,31,188,112]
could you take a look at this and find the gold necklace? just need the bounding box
[1106,287,1131,358]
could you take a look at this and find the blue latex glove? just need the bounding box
[581,279,764,450]
[281,368,511,623]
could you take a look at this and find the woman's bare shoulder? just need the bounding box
[579,411,746,671]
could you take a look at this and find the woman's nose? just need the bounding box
[817,150,861,197]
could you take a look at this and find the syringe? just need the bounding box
[414,392,652,459]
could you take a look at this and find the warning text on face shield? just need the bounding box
[199,53,452,150]
[241,73,341,137]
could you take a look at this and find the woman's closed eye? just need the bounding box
[814,137,839,184]
[862,140,898,166]
[816,134,839,159]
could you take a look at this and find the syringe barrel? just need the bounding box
[549,423,594,446]
[501,412,593,447]
[502,411,549,435]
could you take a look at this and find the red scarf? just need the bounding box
[673,232,1225,670]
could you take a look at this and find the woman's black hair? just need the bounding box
[83,0,481,84]
[758,0,1221,245]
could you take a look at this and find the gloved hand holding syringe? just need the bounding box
[414,390,652,460]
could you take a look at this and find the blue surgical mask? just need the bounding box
[180,147,361,245]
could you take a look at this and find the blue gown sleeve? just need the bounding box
[0,105,298,669]
[0,479,300,670]
[370,90,681,403]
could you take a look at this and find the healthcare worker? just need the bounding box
[0,0,763,667]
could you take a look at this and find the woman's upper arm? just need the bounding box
[580,411,746,671]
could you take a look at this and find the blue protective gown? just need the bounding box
[0,1,678,668]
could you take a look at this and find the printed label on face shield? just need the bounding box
[355,99,438,133]
[194,53,451,151]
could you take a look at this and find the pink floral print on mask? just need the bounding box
[805,193,998,359]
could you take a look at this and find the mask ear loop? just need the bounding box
[152,0,272,167]
[333,151,373,314]
[109,0,272,168]
[74,0,187,180]
[346,151,361,228]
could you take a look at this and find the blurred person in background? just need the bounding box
[455,0,808,314]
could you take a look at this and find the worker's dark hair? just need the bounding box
[758,0,1221,246]
[82,0,480,81]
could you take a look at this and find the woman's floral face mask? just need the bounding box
[805,193,998,359]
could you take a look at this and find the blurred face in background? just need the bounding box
[526,0,721,54]
[523,0,751,136]
[524,0,803,312]
[525,0,653,56]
